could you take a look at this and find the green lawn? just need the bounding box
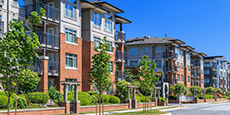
[111,109,167,115]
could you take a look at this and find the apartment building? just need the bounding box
[0,0,130,93]
[203,56,229,91]
[124,36,195,88]
[190,51,206,89]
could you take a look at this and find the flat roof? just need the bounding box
[115,15,132,24]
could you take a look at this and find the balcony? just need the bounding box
[116,70,126,81]
[212,65,217,71]
[48,61,60,76]
[0,21,3,38]
[191,62,200,68]
[30,60,44,75]
[26,1,60,23]
[115,31,126,43]
[38,32,60,49]
[116,50,125,62]
[163,65,170,72]
[163,52,177,60]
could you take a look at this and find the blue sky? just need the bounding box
[101,0,230,60]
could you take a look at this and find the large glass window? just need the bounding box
[130,47,138,56]
[204,70,210,75]
[94,37,100,48]
[130,61,138,66]
[155,46,161,55]
[94,13,101,28]
[65,28,76,43]
[181,75,183,82]
[66,79,77,91]
[204,78,210,84]
[109,61,113,72]
[204,62,210,67]
[177,74,180,82]
[155,60,162,68]
[188,76,190,83]
[65,0,76,19]
[104,14,113,32]
[144,46,148,53]
[65,53,77,68]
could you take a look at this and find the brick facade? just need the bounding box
[0,108,65,115]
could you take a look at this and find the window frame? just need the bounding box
[65,0,77,19]
[104,14,113,32]
[181,75,183,82]
[144,46,149,53]
[177,74,180,82]
[155,60,162,68]
[65,53,77,68]
[93,12,101,28]
[188,76,190,83]
[66,78,77,91]
[130,61,138,66]
[130,47,138,56]
[155,46,161,55]
[65,28,77,44]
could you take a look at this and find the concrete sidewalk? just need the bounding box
[79,105,179,115]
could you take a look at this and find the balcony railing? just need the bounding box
[30,59,44,75]
[191,62,200,67]
[48,61,60,76]
[163,52,178,59]
[26,1,60,23]
[115,31,126,42]
[0,21,4,37]
[163,65,170,72]
[38,32,60,49]
[116,50,125,62]
[116,70,126,81]
[212,65,217,70]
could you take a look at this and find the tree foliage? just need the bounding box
[173,84,186,96]
[18,69,40,94]
[0,8,45,114]
[124,68,134,82]
[189,86,202,95]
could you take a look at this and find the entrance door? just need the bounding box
[48,2,54,19]
[47,28,54,45]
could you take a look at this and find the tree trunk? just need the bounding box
[8,96,10,115]
[99,93,101,115]
[145,87,147,113]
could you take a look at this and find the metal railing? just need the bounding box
[163,65,170,72]
[163,52,178,59]
[115,30,126,41]
[0,21,4,37]
[191,61,200,67]
[48,61,60,75]
[116,50,125,61]
[212,65,217,70]
[26,1,60,22]
[116,70,126,81]
[38,32,60,49]
[30,59,44,75]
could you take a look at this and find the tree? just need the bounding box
[0,8,45,114]
[18,69,40,94]
[124,68,134,82]
[173,84,186,96]
[135,55,160,112]
[88,37,112,115]
[116,80,132,102]
[169,85,175,93]
[205,87,216,94]
[189,86,202,95]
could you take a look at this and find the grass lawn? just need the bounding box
[111,109,167,115]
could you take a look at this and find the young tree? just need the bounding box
[124,68,134,82]
[173,84,186,96]
[135,55,160,112]
[0,8,45,114]
[88,37,112,115]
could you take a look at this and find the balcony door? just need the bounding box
[48,54,53,72]
[48,2,54,19]
[48,28,54,45]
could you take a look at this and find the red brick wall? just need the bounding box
[1,108,65,115]
[217,98,228,101]
[82,41,116,92]
[136,102,156,108]
[58,33,82,93]
[79,104,129,113]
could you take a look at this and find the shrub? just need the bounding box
[0,95,10,109]
[67,91,74,95]
[78,94,92,106]
[216,89,223,95]
[28,92,50,104]
[160,97,167,103]
[90,95,97,104]
[87,91,98,95]
[206,94,213,99]
[197,94,203,99]
[109,95,120,104]
[101,94,110,103]
[140,96,151,102]
[173,84,186,96]
[222,95,228,98]
[225,91,230,96]
[205,87,216,94]
[169,85,175,93]
[15,96,27,109]
[79,92,90,96]
[136,95,142,103]
[48,86,63,103]
[168,95,177,100]
[189,86,202,95]
[185,93,193,96]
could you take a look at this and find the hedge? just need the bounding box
[109,95,120,104]
[160,97,167,103]
[28,92,50,104]
[0,92,16,109]
[206,94,213,99]
[222,95,228,98]
[168,95,177,100]
[15,96,27,109]
[87,91,98,95]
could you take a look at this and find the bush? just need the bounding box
[205,87,216,94]
[185,93,193,96]
[0,92,17,109]
[140,96,151,102]
[169,85,175,93]
[15,96,27,109]
[189,86,202,95]
[168,95,177,100]
[173,84,186,95]
[101,94,110,103]
[206,94,213,99]
[87,91,98,95]
[90,95,97,104]
[197,94,203,99]
[216,89,223,95]
[136,95,142,103]
[109,95,120,104]
[28,92,50,104]
[225,91,230,96]
[222,95,228,98]
[78,94,92,106]
[160,97,167,103]
[48,86,63,103]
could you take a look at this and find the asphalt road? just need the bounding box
[167,102,230,115]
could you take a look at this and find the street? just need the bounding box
[167,102,230,115]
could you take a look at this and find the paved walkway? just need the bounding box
[79,105,178,115]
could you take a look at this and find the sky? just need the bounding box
[97,0,230,60]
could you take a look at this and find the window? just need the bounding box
[105,40,113,52]
[181,75,183,82]
[204,70,210,75]
[177,74,180,82]
[94,37,100,48]
[130,61,138,66]
[204,78,210,84]
[155,46,161,55]
[201,79,203,85]
[109,61,113,72]
[181,64,183,70]
[65,28,76,43]
[65,0,77,19]
[66,79,77,91]
[94,13,101,28]
[104,14,113,32]
[177,62,180,69]
[213,79,217,86]
[144,46,148,53]
[155,60,162,68]
[180,50,183,57]
[213,71,217,76]
[187,53,190,60]
[13,0,18,6]
[188,76,190,83]
[176,49,179,56]
[65,53,77,68]
[130,47,138,56]
[188,67,190,72]
[204,62,210,67]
